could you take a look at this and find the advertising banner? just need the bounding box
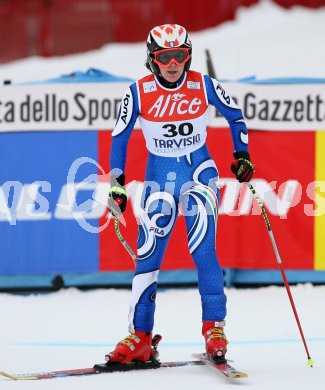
[209,83,325,131]
[0,83,127,131]
[98,128,316,272]
[1,79,324,283]
[1,82,325,132]
[0,127,319,276]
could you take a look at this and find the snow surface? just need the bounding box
[0,0,325,84]
[0,286,324,389]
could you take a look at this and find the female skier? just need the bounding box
[107,24,254,363]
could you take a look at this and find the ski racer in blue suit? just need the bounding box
[106,24,254,364]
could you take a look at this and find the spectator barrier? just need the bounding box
[0,69,324,289]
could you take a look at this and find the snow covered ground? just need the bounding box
[0,0,325,84]
[0,286,324,389]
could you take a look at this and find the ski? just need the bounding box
[0,355,247,381]
[192,353,248,379]
[0,359,205,381]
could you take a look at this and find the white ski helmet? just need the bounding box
[146,24,192,76]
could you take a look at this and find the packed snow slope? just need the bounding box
[0,286,324,389]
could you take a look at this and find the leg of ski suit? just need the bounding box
[128,145,227,332]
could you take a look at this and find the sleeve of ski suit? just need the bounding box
[204,75,249,154]
[109,83,139,177]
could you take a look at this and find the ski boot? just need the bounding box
[105,331,162,363]
[202,320,228,361]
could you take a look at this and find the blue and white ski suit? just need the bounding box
[110,70,249,332]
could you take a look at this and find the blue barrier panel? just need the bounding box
[0,131,99,275]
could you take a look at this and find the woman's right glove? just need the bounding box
[108,174,127,216]
[231,151,254,183]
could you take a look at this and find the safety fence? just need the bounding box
[3,0,319,64]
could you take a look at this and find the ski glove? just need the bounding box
[108,174,127,216]
[231,151,254,183]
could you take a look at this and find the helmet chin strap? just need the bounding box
[157,71,186,89]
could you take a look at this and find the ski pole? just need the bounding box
[113,215,137,265]
[246,182,314,368]
[107,196,137,265]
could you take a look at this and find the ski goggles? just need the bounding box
[153,48,190,67]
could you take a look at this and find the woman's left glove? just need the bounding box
[231,151,254,183]
[108,174,127,216]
